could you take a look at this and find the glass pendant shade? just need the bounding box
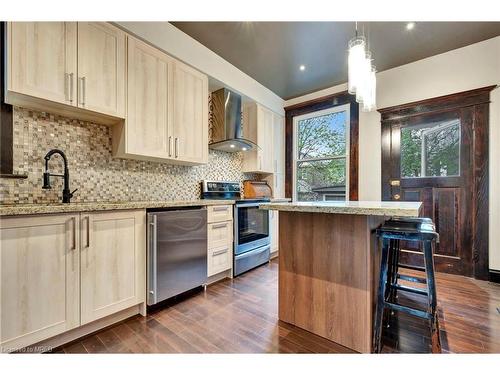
[355,51,371,105]
[347,36,366,95]
[347,28,377,112]
[362,66,377,112]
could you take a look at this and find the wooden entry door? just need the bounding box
[380,87,494,279]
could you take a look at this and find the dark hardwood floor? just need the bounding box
[52,259,500,354]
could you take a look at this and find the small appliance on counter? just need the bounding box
[201,180,271,276]
[243,180,272,199]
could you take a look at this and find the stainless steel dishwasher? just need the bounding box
[147,207,207,306]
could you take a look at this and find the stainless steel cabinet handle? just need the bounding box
[71,216,76,251]
[65,73,70,102]
[169,136,173,157]
[69,73,74,103]
[149,215,158,302]
[175,137,179,158]
[86,216,90,248]
[213,206,229,212]
[68,217,76,271]
[212,223,228,229]
[79,77,86,106]
[212,248,229,257]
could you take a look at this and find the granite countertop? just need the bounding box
[259,200,422,217]
[0,199,235,216]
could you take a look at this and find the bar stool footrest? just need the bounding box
[391,283,428,296]
[385,302,431,320]
[398,263,426,272]
[397,273,427,284]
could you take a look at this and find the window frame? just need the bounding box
[292,103,351,202]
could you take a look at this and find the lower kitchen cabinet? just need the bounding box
[0,213,80,352]
[80,210,146,325]
[208,245,232,276]
[207,205,233,277]
[0,209,146,352]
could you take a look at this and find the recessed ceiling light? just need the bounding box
[406,22,415,31]
[230,144,235,148]
[242,147,247,151]
[299,65,306,71]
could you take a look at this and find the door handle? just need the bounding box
[169,136,173,157]
[175,137,179,158]
[390,180,401,187]
[393,194,401,200]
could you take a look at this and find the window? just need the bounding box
[293,104,350,202]
[400,118,460,178]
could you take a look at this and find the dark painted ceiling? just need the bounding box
[171,22,500,100]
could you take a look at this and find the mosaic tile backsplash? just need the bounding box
[0,105,257,204]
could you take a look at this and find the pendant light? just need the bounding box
[347,22,376,112]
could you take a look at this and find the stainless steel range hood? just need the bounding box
[209,88,257,152]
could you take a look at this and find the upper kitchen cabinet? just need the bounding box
[172,60,209,164]
[272,113,285,175]
[7,22,77,107]
[113,37,208,165]
[5,22,125,124]
[242,103,275,174]
[115,36,173,160]
[76,22,126,118]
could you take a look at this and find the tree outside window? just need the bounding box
[401,119,460,178]
[294,107,349,201]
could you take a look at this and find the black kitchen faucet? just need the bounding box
[42,149,77,203]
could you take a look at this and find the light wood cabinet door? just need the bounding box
[126,36,173,158]
[208,221,233,249]
[208,244,232,277]
[172,61,208,164]
[0,214,80,352]
[257,105,274,173]
[77,22,126,117]
[80,210,145,325]
[242,103,275,174]
[273,113,285,174]
[8,22,77,106]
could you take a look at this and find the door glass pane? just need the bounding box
[296,159,346,201]
[401,119,460,178]
[297,111,347,159]
[237,206,269,245]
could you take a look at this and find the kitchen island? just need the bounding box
[259,200,422,353]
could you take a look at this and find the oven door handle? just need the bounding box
[236,203,266,208]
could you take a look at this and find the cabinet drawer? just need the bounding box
[207,205,233,223]
[208,244,232,276]
[208,221,233,249]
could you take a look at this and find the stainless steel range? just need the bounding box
[201,180,271,276]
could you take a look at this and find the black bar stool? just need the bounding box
[373,217,441,353]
